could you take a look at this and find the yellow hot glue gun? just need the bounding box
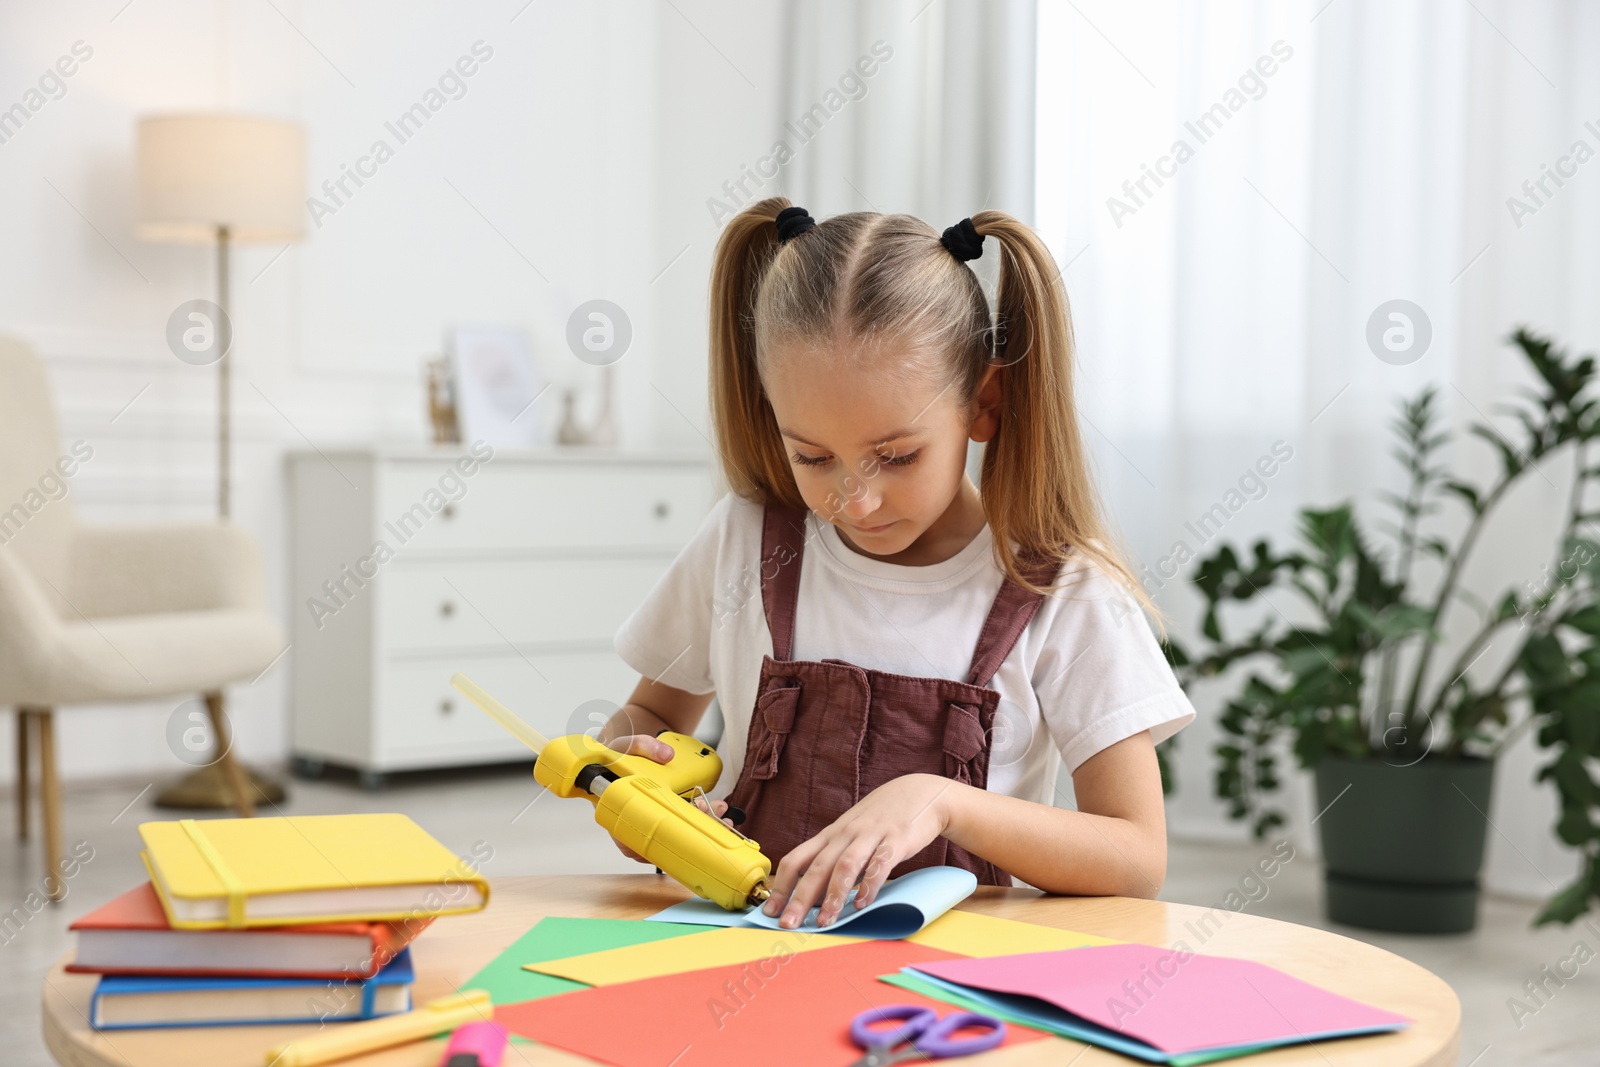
[449,673,773,910]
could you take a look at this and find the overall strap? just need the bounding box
[965,548,1061,688]
[759,504,809,662]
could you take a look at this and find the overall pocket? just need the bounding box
[746,680,801,780]
[942,701,988,786]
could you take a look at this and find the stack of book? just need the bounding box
[70,813,489,1031]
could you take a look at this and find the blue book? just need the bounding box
[89,948,413,1030]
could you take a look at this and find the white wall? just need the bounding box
[0,0,781,782]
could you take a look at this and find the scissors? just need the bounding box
[848,1004,1006,1065]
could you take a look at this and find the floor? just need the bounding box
[3,763,1596,1066]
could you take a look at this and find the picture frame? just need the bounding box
[448,324,545,449]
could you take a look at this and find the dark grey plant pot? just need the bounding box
[1314,755,1495,934]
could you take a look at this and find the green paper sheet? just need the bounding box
[462,916,707,1007]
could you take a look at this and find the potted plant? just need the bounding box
[1163,328,1600,933]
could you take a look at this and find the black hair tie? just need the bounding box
[941,217,983,262]
[775,206,816,243]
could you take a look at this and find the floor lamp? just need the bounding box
[136,114,305,809]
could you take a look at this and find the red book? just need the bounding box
[68,883,429,979]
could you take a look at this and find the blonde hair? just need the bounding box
[708,197,1163,633]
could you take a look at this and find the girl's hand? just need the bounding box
[760,773,956,929]
[600,734,734,863]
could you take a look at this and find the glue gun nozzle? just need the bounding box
[749,884,771,905]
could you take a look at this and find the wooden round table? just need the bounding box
[43,875,1460,1066]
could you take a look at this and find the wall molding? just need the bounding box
[17,324,424,383]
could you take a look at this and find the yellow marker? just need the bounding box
[264,990,490,1067]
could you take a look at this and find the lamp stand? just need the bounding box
[218,224,231,518]
[153,225,288,813]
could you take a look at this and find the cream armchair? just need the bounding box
[0,334,283,901]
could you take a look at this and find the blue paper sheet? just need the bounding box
[645,865,977,939]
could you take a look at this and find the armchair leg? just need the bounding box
[32,708,64,904]
[203,691,255,818]
[15,710,29,840]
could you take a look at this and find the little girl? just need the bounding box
[599,199,1193,930]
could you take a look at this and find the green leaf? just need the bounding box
[1562,605,1600,636]
[1556,806,1594,846]
[1534,874,1594,926]
[1442,480,1483,514]
[1467,424,1524,478]
[1521,632,1572,691]
[1552,750,1597,799]
[1251,811,1286,839]
[1347,602,1435,641]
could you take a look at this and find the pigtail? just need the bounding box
[970,211,1165,635]
[708,198,806,511]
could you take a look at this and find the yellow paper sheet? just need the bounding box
[525,910,1116,987]
[906,909,1120,957]
[523,926,862,986]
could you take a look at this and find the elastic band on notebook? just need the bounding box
[180,818,247,927]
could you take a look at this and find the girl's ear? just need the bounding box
[968,363,1003,443]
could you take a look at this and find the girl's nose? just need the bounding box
[836,476,880,520]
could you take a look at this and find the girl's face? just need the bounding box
[763,342,999,560]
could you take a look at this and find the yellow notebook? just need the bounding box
[139,814,490,930]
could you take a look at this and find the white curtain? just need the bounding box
[1036,0,1600,897]
[773,0,1038,232]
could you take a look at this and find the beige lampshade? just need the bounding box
[137,114,306,244]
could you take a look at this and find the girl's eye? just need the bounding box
[878,450,920,467]
[791,451,830,467]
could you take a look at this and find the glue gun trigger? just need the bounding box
[685,790,743,826]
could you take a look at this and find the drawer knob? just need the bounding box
[654,500,670,519]
[440,601,456,618]
[439,699,455,715]
[442,504,457,520]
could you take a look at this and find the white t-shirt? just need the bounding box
[614,492,1194,809]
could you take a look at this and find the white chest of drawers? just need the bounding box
[286,447,714,785]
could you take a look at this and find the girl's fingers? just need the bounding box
[763,836,827,917]
[688,796,733,829]
[778,840,850,929]
[816,837,882,927]
[854,842,897,908]
[610,734,673,763]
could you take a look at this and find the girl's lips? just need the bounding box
[851,520,897,534]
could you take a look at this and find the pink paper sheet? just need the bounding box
[910,942,1411,1055]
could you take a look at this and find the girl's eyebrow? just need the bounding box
[779,427,925,449]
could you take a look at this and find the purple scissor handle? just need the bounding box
[848,1004,1006,1065]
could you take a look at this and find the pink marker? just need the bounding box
[441,1021,508,1067]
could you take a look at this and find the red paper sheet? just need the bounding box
[497,938,1046,1067]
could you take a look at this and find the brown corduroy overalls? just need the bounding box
[724,504,1055,886]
